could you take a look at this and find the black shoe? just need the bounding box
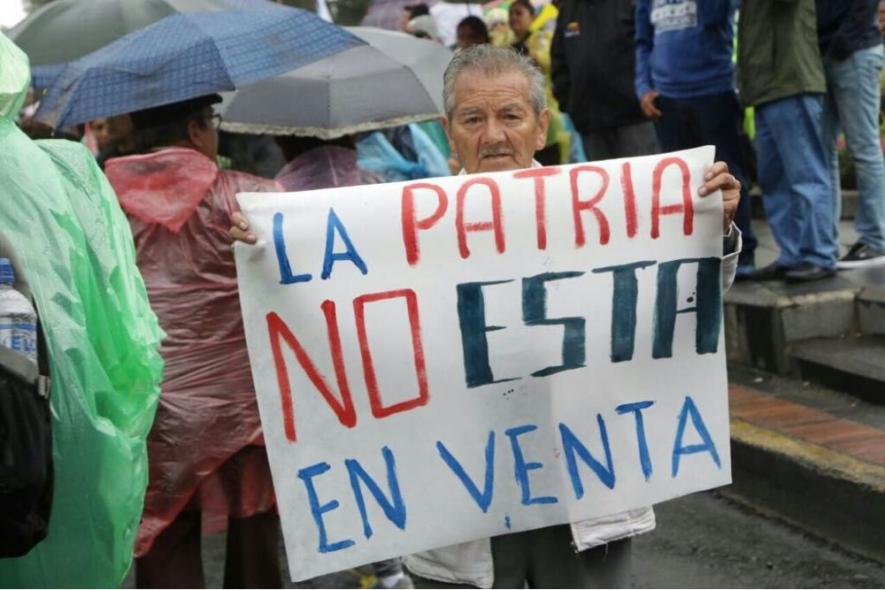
[837,242,885,269]
[784,263,837,283]
[749,262,790,281]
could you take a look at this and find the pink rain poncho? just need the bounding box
[104,148,283,557]
[275,144,377,191]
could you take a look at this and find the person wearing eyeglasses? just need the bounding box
[102,94,285,588]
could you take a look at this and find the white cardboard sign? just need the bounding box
[234,147,731,581]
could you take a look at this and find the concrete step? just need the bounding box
[726,367,885,563]
[790,336,885,406]
[725,278,860,374]
[857,286,885,336]
[725,266,885,378]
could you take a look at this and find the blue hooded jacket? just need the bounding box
[635,0,736,100]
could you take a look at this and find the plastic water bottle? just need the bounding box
[0,258,38,366]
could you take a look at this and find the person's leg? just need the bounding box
[489,529,531,588]
[754,101,801,271]
[582,130,615,162]
[407,572,475,589]
[829,44,885,258]
[653,95,691,152]
[525,524,632,589]
[373,557,410,588]
[135,511,205,589]
[223,510,283,588]
[690,92,758,269]
[820,59,843,248]
[764,94,838,272]
[612,120,660,158]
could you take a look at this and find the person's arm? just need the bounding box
[634,0,655,100]
[634,0,661,119]
[828,0,880,61]
[698,161,741,289]
[720,224,742,290]
[550,5,571,112]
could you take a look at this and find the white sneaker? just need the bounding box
[837,242,885,269]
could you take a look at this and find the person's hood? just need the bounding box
[406,15,441,42]
[0,32,31,121]
[275,144,363,192]
[104,147,219,233]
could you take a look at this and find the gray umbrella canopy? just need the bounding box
[8,0,271,66]
[219,26,453,139]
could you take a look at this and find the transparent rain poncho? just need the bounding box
[0,33,164,588]
[275,144,371,191]
[104,148,282,557]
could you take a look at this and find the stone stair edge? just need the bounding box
[730,419,885,494]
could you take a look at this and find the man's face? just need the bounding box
[91,118,111,150]
[105,114,134,141]
[188,107,220,160]
[456,25,482,49]
[508,4,533,36]
[444,69,549,174]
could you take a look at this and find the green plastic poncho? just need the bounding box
[0,33,164,588]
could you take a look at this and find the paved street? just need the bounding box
[632,492,884,588]
[123,490,885,588]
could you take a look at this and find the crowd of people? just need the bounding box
[398,0,885,281]
[1,0,883,588]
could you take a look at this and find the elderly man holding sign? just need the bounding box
[232,45,740,589]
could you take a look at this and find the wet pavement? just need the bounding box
[122,489,885,588]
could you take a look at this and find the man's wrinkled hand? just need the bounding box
[229,211,257,244]
[698,161,741,234]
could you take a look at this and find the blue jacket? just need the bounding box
[635,0,736,100]
[816,0,882,61]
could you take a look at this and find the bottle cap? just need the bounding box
[0,258,14,285]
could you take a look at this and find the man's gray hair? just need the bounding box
[443,45,547,119]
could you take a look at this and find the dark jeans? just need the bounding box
[135,510,282,588]
[581,121,659,161]
[655,91,757,266]
[409,526,632,589]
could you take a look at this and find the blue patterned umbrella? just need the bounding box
[34,8,365,129]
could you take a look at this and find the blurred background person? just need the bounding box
[509,0,570,165]
[634,0,757,277]
[93,114,137,169]
[455,15,490,51]
[103,95,284,587]
[552,0,659,161]
[429,0,484,48]
[0,31,164,589]
[218,131,286,179]
[401,2,431,32]
[275,134,378,191]
[405,13,442,42]
[738,0,838,282]
[90,117,112,152]
[485,7,513,47]
[817,0,885,268]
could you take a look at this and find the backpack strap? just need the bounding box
[35,319,50,398]
[0,345,39,387]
